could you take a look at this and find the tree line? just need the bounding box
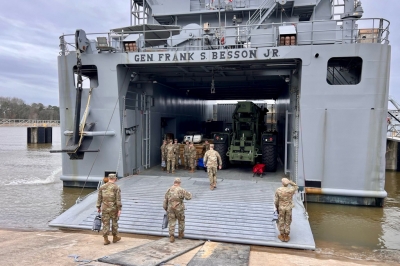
[0,97,60,120]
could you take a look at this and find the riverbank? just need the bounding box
[0,229,396,266]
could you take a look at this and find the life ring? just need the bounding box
[221,37,225,45]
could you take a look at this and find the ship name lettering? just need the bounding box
[263,49,279,58]
[134,49,260,62]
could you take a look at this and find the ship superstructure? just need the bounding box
[54,0,391,206]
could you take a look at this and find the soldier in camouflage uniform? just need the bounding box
[174,139,180,170]
[183,141,190,170]
[188,142,197,173]
[96,174,122,245]
[203,144,222,190]
[274,178,298,242]
[160,140,167,171]
[166,139,176,173]
[202,140,210,155]
[163,178,192,243]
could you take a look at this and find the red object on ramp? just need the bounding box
[252,163,265,177]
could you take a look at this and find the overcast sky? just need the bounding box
[0,0,398,106]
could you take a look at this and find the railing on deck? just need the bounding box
[59,18,390,54]
[0,119,60,127]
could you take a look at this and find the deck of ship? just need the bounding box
[49,166,315,250]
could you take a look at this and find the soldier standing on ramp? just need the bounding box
[163,178,192,243]
[274,178,298,242]
[188,142,197,173]
[203,144,222,190]
[183,140,190,170]
[96,174,122,245]
[160,140,167,171]
[174,139,180,170]
[166,139,176,174]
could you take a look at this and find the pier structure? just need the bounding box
[0,119,60,127]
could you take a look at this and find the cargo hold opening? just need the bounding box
[118,59,301,177]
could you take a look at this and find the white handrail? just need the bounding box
[247,0,275,26]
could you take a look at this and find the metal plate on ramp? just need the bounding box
[188,242,250,266]
[98,238,204,266]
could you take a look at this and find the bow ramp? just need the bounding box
[50,175,315,250]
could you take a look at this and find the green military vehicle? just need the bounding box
[213,101,277,172]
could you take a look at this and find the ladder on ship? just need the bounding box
[246,0,277,30]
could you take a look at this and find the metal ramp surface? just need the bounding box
[49,175,315,250]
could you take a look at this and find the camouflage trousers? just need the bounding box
[277,208,292,235]
[189,158,196,169]
[101,211,119,237]
[167,158,175,172]
[184,155,190,167]
[175,154,179,168]
[168,209,185,236]
[207,166,217,185]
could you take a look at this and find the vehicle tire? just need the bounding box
[262,145,277,172]
[214,143,229,169]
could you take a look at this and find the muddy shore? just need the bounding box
[0,229,396,266]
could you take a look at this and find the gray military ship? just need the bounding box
[54,0,390,207]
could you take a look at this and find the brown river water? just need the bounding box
[0,127,398,263]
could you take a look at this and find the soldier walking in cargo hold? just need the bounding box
[203,144,222,190]
[174,139,180,170]
[163,178,192,243]
[188,142,197,173]
[184,141,190,170]
[96,174,122,245]
[160,140,167,171]
[274,178,298,242]
[166,139,176,173]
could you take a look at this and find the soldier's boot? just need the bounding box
[178,231,184,239]
[210,185,214,190]
[213,183,217,188]
[103,236,111,245]
[169,235,175,243]
[284,234,290,242]
[112,235,121,243]
[172,171,175,174]
[278,234,285,242]
[189,168,194,173]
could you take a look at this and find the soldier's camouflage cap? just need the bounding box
[282,178,290,186]
[174,178,181,183]
[108,173,117,179]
